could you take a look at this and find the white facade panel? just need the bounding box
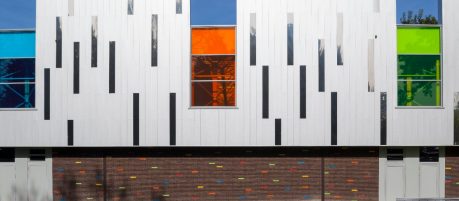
[0,0,458,147]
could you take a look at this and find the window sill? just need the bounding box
[189,106,239,109]
[395,106,444,109]
[0,108,37,111]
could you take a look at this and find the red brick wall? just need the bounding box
[446,147,459,198]
[53,148,378,201]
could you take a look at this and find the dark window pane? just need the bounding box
[387,149,404,161]
[398,55,440,80]
[420,147,439,162]
[0,148,14,162]
[0,84,35,108]
[191,0,236,25]
[397,0,441,24]
[0,58,35,83]
[397,81,440,106]
[192,81,235,106]
[192,55,235,81]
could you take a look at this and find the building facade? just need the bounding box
[1,0,459,200]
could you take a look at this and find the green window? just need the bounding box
[396,0,442,107]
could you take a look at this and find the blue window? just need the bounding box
[190,0,236,26]
[397,0,441,24]
[0,31,35,109]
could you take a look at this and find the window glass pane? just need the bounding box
[397,0,440,24]
[191,27,236,55]
[0,84,35,108]
[192,55,235,81]
[190,0,236,25]
[397,27,440,54]
[192,81,235,106]
[420,147,439,162]
[0,32,36,58]
[397,81,441,106]
[398,55,440,80]
[0,59,35,83]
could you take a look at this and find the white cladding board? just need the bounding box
[0,0,459,146]
[419,164,440,198]
[0,164,15,201]
[27,164,50,201]
[386,165,405,201]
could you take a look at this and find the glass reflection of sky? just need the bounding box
[191,0,236,26]
[0,0,36,29]
[397,0,441,24]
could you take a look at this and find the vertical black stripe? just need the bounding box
[331,92,337,145]
[73,42,80,94]
[67,120,74,146]
[300,65,306,119]
[133,93,139,146]
[262,66,269,119]
[44,69,50,120]
[454,92,459,145]
[109,41,115,93]
[91,16,98,67]
[151,15,158,67]
[381,92,387,145]
[318,39,325,92]
[287,13,294,66]
[56,17,62,68]
[250,13,256,66]
[170,93,176,145]
[275,119,281,145]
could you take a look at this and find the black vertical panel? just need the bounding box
[454,92,459,145]
[331,92,337,145]
[56,17,62,68]
[300,65,306,119]
[68,120,74,146]
[133,93,139,146]
[170,93,176,145]
[91,16,98,67]
[151,14,158,67]
[250,13,256,66]
[44,69,50,120]
[262,66,269,119]
[381,92,387,145]
[318,39,325,92]
[109,41,115,93]
[275,119,281,145]
[176,0,182,14]
[73,42,80,94]
[287,13,294,66]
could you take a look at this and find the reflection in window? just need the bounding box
[396,0,441,106]
[176,0,182,14]
[337,13,344,66]
[0,59,35,108]
[91,16,98,67]
[287,13,293,66]
[128,0,134,15]
[191,0,236,107]
[250,13,256,66]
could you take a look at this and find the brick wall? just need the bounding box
[446,147,459,198]
[53,148,378,201]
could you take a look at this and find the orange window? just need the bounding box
[192,55,235,81]
[192,81,236,106]
[191,27,236,55]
